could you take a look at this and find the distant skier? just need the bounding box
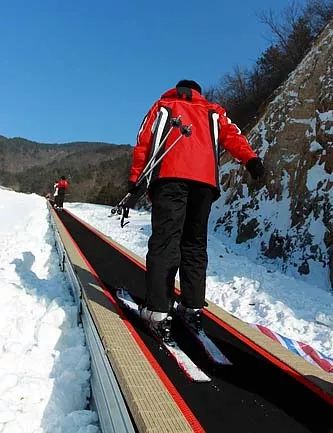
[54,176,69,209]
[128,79,264,341]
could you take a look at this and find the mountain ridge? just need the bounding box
[0,135,133,204]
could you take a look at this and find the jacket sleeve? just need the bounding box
[129,102,160,183]
[217,107,257,164]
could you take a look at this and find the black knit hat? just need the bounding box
[176,80,202,94]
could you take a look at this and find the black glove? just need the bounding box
[124,180,147,209]
[128,181,138,194]
[245,157,264,180]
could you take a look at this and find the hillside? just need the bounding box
[213,20,333,289]
[0,136,133,204]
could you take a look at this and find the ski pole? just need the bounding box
[136,116,182,182]
[124,123,192,193]
[109,116,183,217]
[110,122,192,218]
[109,118,183,216]
[112,192,131,214]
[140,124,192,183]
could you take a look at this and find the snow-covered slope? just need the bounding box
[0,188,99,433]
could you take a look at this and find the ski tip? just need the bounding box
[192,375,211,383]
[215,357,233,366]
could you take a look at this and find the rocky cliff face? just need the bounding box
[213,21,333,289]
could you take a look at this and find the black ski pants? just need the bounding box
[145,179,215,312]
[55,189,65,208]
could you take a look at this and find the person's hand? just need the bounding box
[128,181,138,193]
[245,157,264,180]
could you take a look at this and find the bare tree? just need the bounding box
[303,0,333,35]
[206,0,333,131]
[259,1,302,52]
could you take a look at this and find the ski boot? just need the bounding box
[175,303,203,332]
[140,307,173,343]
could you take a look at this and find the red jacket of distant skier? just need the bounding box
[129,88,257,194]
[57,179,69,190]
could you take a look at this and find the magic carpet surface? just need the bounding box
[57,209,333,433]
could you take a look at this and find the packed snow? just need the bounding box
[1,186,333,433]
[0,188,99,433]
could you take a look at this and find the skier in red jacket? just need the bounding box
[54,176,69,209]
[129,80,264,341]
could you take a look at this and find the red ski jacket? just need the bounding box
[57,179,69,190]
[129,87,257,195]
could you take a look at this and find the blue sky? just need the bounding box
[1,0,306,145]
